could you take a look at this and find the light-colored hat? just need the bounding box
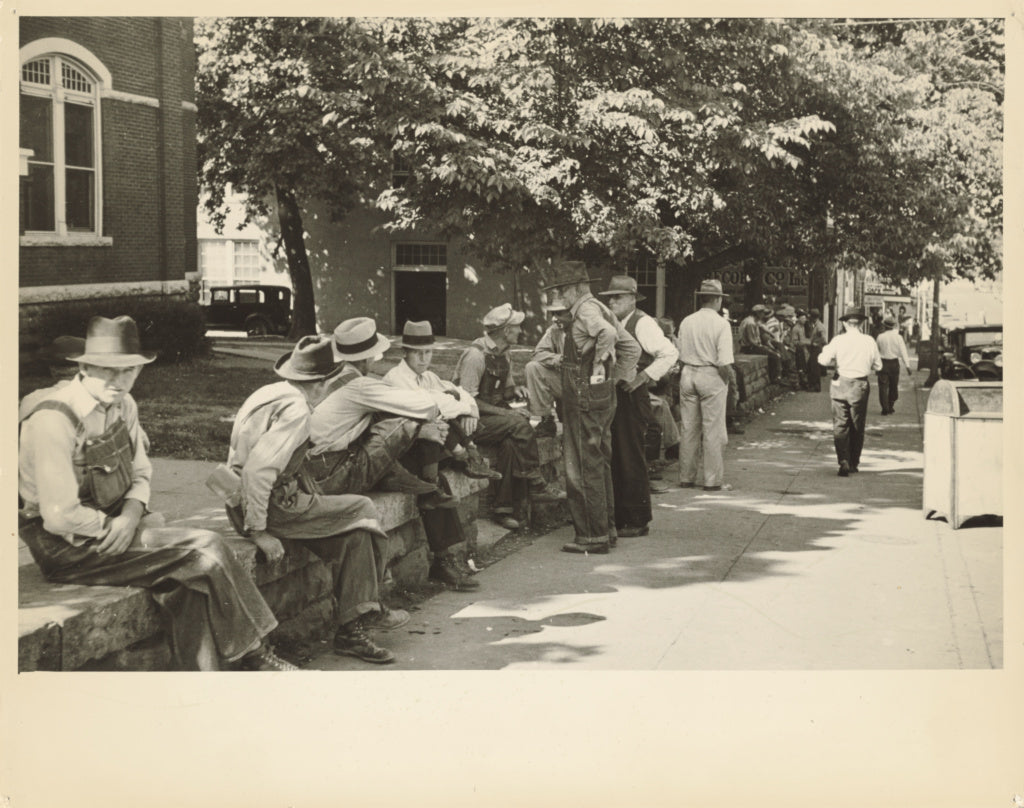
[696,279,725,297]
[482,303,525,332]
[332,317,392,362]
[539,260,591,292]
[543,302,570,313]
[751,304,768,315]
[882,313,897,326]
[68,316,157,367]
[598,275,646,302]
[400,320,435,349]
[275,335,343,381]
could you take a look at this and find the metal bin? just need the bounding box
[923,380,1002,529]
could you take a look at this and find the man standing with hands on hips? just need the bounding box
[818,307,882,476]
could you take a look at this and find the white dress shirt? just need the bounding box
[630,311,680,381]
[677,308,735,367]
[876,330,911,369]
[383,359,479,420]
[818,331,883,378]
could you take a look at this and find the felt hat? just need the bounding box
[751,304,768,315]
[598,274,646,302]
[67,316,156,367]
[38,336,86,364]
[275,335,343,381]
[539,260,591,292]
[839,307,866,322]
[332,317,392,362]
[882,312,897,326]
[809,308,821,318]
[482,303,525,332]
[696,279,725,297]
[400,320,435,349]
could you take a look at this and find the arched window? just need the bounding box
[20,52,103,237]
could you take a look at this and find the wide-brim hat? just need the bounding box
[598,274,646,302]
[400,320,436,349]
[882,313,897,326]
[38,336,86,364]
[482,303,526,332]
[67,316,156,367]
[539,260,591,292]
[696,279,725,297]
[332,317,392,362]
[840,307,866,322]
[275,335,343,381]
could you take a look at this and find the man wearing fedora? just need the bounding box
[541,261,640,554]
[738,304,782,383]
[454,303,567,531]
[229,334,407,664]
[383,320,505,590]
[875,312,913,415]
[19,316,294,671]
[305,318,483,591]
[523,302,572,438]
[817,307,883,476]
[601,274,679,536]
[677,279,734,491]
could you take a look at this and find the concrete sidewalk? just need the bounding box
[308,365,1002,670]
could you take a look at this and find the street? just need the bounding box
[309,366,1002,670]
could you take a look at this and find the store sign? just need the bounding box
[706,266,808,295]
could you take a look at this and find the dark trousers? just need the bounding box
[562,380,616,544]
[471,411,540,509]
[877,359,901,413]
[806,346,823,391]
[611,385,652,530]
[19,515,276,670]
[830,377,870,469]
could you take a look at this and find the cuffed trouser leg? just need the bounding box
[18,518,277,670]
[525,360,563,418]
[562,393,616,543]
[295,529,384,627]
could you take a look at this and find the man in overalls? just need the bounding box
[18,316,293,671]
[600,275,678,537]
[454,303,566,531]
[541,262,640,554]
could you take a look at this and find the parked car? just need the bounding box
[939,324,1003,381]
[201,285,292,337]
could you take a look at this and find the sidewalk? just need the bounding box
[307,366,1002,670]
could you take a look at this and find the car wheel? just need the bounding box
[246,317,270,337]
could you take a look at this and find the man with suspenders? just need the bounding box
[18,316,292,671]
[600,275,679,537]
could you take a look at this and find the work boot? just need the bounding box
[838,461,850,477]
[617,524,649,538]
[361,607,411,632]
[429,554,480,591]
[459,445,503,480]
[417,489,458,510]
[492,509,521,531]
[533,415,558,438]
[528,477,566,503]
[378,465,439,495]
[333,622,395,664]
[239,645,299,672]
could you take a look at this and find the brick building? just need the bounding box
[18,17,198,345]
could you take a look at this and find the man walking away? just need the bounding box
[677,280,733,491]
[817,307,882,476]
[875,312,913,415]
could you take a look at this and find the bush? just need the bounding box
[21,296,211,366]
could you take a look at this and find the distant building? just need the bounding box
[18,17,197,343]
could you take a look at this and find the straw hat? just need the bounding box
[332,317,392,362]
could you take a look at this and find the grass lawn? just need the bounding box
[20,354,279,462]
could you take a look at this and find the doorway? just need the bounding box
[394,270,447,336]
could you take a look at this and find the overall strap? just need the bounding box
[25,400,83,431]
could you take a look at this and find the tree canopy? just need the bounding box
[195,16,1003,334]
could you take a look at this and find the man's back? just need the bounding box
[679,308,733,367]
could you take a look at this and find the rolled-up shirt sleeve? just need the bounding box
[25,411,107,538]
[635,316,679,381]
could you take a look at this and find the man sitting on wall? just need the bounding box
[523,303,571,438]
[228,334,407,665]
[20,316,293,671]
[454,303,567,531]
[304,317,481,592]
[738,304,782,383]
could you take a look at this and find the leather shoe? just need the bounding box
[333,625,395,664]
[561,541,610,554]
[617,525,649,538]
[529,480,567,502]
[430,556,480,590]
[838,461,850,477]
[240,645,299,672]
[362,607,410,631]
[493,514,521,530]
[678,481,696,489]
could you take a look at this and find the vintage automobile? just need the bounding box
[201,285,292,337]
[939,324,1003,381]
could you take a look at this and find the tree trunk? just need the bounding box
[924,262,943,388]
[275,185,318,339]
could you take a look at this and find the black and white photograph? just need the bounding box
[5,7,1021,807]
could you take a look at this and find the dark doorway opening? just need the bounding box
[394,271,447,336]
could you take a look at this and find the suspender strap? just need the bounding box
[26,399,83,431]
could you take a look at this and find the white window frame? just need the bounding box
[20,40,110,246]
